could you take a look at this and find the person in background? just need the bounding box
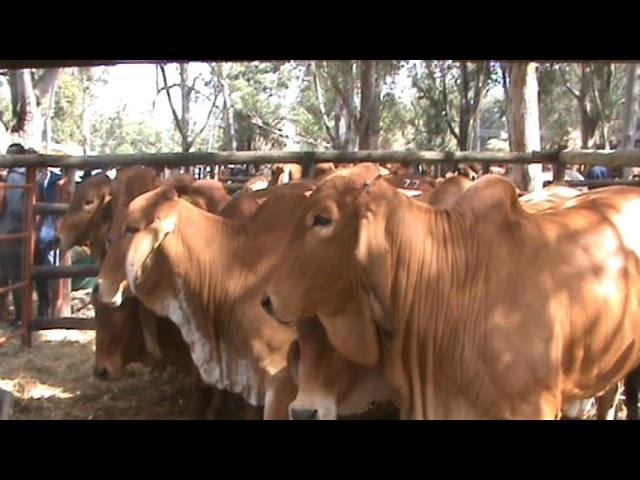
[0,144,27,329]
[587,165,611,180]
[32,148,62,318]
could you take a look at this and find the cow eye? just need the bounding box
[124,225,139,235]
[83,198,95,206]
[312,214,332,227]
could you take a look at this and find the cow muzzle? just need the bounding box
[260,294,275,317]
[289,407,319,420]
[93,366,110,381]
[260,293,297,326]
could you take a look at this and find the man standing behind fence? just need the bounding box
[33,149,62,318]
[0,144,27,330]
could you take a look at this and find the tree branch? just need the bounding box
[311,61,336,143]
[33,68,61,103]
[327,65,355,120]
[440,64,461,145]
[559,66,582,101]
[190,90,220,146]
[159,64,188,145]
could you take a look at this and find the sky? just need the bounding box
[91,64,176,130]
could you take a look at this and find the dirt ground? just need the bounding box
[0,289,194,420]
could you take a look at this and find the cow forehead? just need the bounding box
[127,187,178,223]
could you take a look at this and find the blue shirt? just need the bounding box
[0,168,26,235]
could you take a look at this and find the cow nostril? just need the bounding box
[290,407,318,420]
[94,366,109,381]
[260,294,273,315]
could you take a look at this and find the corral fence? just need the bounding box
[1,148,640,347]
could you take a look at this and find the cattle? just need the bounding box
[519,184,640,420]
[426,175,473,208]
[287,316,397,420]
[59,168,242,419]
[284,171,474,420]
[58,172,112,261]
[383,171,436,194]
[262,174,640,419]
[97,186,319,419]
[518,185,582,214]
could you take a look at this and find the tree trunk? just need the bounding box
[44,79,57,153]
[217,63,237,152]
[620,64,638,178]
[472,102,482,150]
[358,60,376,150]
[80,71,91,155]
[8,68,60,149]
[9,69,41,147]
[179,63,190,155]
[506,62,542,192]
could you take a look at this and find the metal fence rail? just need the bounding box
[0,168,36,347]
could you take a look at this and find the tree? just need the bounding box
[91,103,174,154]
[1,68,60,148]
[620,64,639,179]
[557,62,625,149]
[536,63,578,149]
[412,61,493,152]
[157,63,219,153]
[293,60,398,151]
[503,61,542,192]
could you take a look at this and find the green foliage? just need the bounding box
[379,90,413,150]
[91,103,174,154]
[537,64,578,149]
[227,61,299,150]
[51,69,84,145]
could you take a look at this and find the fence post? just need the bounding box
[21,167,36,348]
[552,148,565,184]
[301,152,316,179]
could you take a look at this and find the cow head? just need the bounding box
[93,291,152,381]
[58,173,112,254]
[287,316,392,420]
[262,174,397,368]
[98,186,181,317]
[106,166,159,248]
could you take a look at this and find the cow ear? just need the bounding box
[286,340,301,385]
[354,209,393,334]
[154,214,177,241]
[99,198,113,224]
[125,214,177,292]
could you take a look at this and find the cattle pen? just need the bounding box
[2,148,640,350]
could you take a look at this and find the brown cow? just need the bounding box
[97,187,314,419]
[60,168,233,419]
[287,316,397,420]
[58,173,112,261]
[284,172,474,420]
[262,174,640,419]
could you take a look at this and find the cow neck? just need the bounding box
[381,193,486,419]
[162,203,291,405]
